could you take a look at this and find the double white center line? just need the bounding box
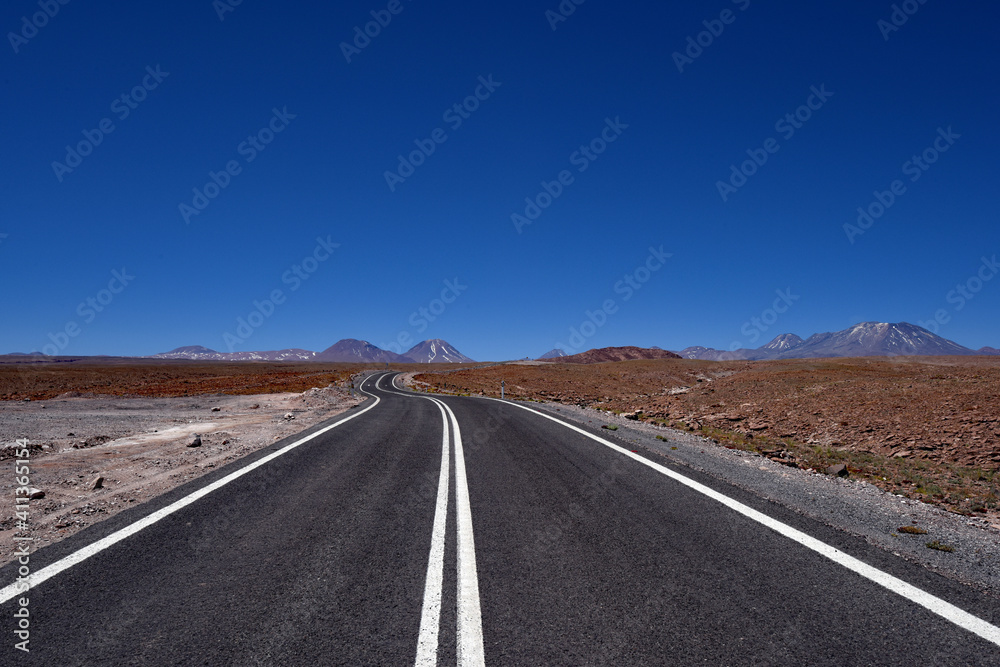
[377,375,485,666]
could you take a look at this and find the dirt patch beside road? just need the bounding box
[0,386,364,567]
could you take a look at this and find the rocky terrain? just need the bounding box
[414,356,1000,518]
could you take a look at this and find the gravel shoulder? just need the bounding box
[528,400,1000,600]
[0,386,363,567]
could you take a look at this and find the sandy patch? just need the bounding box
[1,386,363,566]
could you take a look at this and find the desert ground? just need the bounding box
[412,356,1000,520]
[0,359,381,566]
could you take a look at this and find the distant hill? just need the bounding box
[403,339,474,363]
[537,349,568,360]
[543,346,682,364]
[315,339,415,363]
[681,322,976,361]
[978,347,1000,355]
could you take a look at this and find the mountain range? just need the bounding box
[678,322,998,361]
[148,339,474,364]
[7,323,996,363]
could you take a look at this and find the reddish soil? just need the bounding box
[0,358,375,400]
[414,356,1000,516]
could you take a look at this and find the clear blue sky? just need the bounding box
[3,0,998,360]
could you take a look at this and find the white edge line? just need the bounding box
[480,396,1000,649]
[0,373,385,606]
[413,399,450,666]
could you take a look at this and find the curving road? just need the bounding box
[1,372,998,665]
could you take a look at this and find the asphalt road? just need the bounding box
[2,372,998,665]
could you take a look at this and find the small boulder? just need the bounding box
[211,407,221,412]
[188,435,202,448]
[826,463,848,477]
[283,412,295,421]
[91,476,104,490]
[27,488,44,499]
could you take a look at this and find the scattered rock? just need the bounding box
[826,463,849,477]
[73,435,113,450]
[188,435,202,448]
[211,407,221,412]
[27,488,44,499]
[283,412,295,421]
[91,476,104,490]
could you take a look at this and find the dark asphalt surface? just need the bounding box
[2,372,998,665]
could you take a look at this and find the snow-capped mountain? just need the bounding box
[403,339,474,363]
[786,322,973,358]
[537,348,569,360]
[760,333,804,352]
[681,323,976,360]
